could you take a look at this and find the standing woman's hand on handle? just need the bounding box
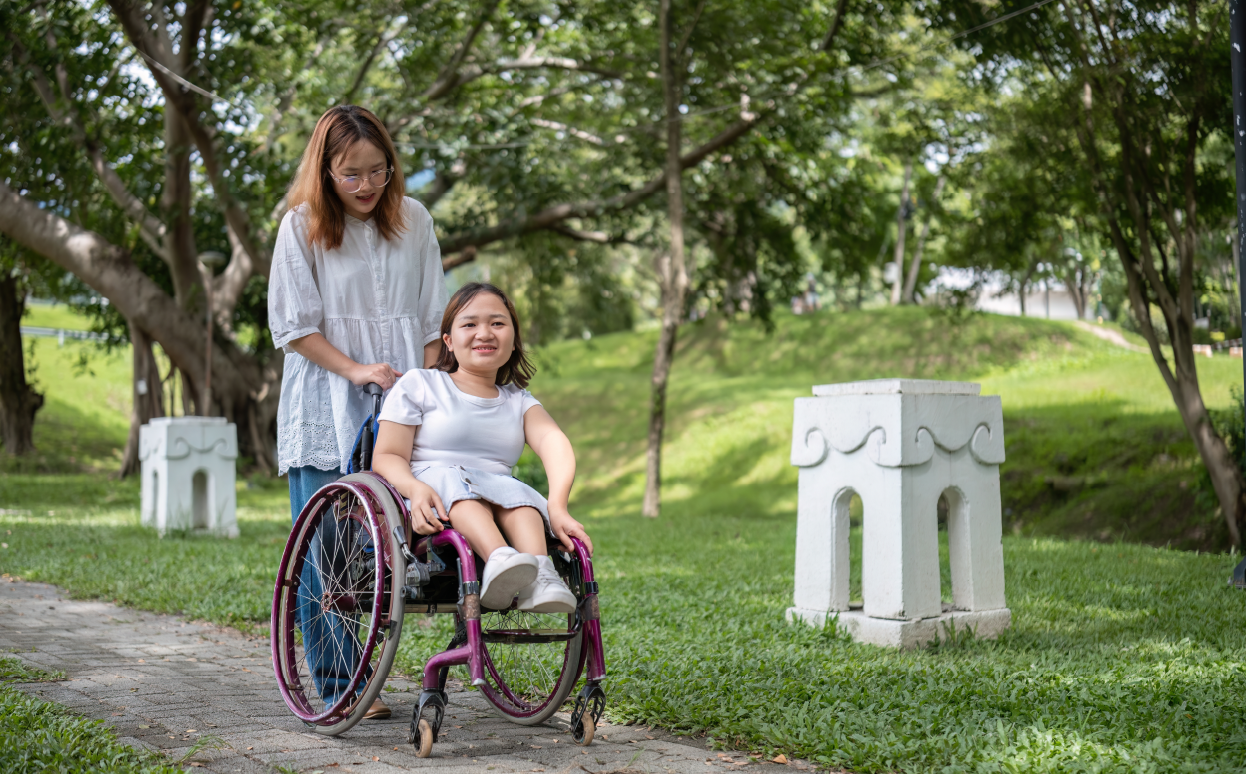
[348,362,402,390]
[287,332,402,390]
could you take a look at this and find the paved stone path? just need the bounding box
[1,577,804,774]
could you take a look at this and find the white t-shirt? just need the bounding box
[378,369,541,476]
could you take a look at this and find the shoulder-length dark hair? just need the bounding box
[434,283,536,389]
[287,105,406,251]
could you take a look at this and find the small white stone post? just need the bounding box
[139,417,239,538]
[786,379,1011,648]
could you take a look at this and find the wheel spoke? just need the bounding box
[481,607,578,714]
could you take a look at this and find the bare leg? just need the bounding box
[495,506,547,555]
[448,499,508,558]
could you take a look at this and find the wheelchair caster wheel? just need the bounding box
[569,680,604,746]
[414,718,434,758]
[572,714,595,746]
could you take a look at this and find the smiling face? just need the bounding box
[443,292,516,376]
[328,140,389,221]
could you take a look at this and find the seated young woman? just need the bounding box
[372,282,593,613]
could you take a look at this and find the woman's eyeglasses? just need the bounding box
[329,168,394,193]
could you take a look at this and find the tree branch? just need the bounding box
[442,245,478,271]
[676,0,709,58]
[551,224,632,244]
[181,0,211,71]
[344,19,408,105]
[0,179,251,394]
[9,33,170,261]
[422,0,501,100]
[212,223,253,337]
[428,57,626,100]
[493,55,626,80]
[819,0,852,52]
[438,114,761,257]
[107,0,269,282]
[530,118,607,146]
[420,157,467,211]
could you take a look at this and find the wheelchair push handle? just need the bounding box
[359,382,384,471]
[364,381,383,418]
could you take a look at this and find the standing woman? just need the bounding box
[268,105,447,718]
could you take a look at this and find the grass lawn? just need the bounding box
[23,302,96,332]
[3,306,1246,772]
[1,335,132,476]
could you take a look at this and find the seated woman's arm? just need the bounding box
[374,420,447,535]
[524,406,593,556]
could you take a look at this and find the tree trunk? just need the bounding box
[1064,264,1088,320]
[902,174,945,303]
[1018,257,1039,317]
[642,0,689,519]
[0,180,280,472]
[889,163,913,306]
[1111,220,1244,546]
[644,305,679,519]
[1165,321,1243,546]
[0,273,43,455]
[119,318,165,477]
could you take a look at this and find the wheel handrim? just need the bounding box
[272,483,394,726]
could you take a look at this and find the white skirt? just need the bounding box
[409,464,552,535]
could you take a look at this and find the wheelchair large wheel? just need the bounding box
[476,556,586,725]
[271,474,406,735]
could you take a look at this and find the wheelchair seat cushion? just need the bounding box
[408,464,554,535]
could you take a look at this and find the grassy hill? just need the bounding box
[531,306,1241,550]
[7,304,1241,547]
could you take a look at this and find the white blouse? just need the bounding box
[269,197,448,475]
[378,369,541,476]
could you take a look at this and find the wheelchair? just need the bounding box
[271,383,606,757]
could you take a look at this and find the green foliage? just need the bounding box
[0,667,176,774]
[0,657,64,684]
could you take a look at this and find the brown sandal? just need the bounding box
[363,698,391,720]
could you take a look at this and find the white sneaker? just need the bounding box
[480,547,539,610]
[516,556,578,614]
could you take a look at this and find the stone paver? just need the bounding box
[0,577,801,773]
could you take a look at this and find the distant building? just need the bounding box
[976,282,1085,320]
[937,268,1096,321]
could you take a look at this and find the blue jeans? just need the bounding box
[289,466,365,707]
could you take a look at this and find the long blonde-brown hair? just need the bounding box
[287,105,406,250]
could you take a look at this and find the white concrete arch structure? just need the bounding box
[140,417,239,538]
[786,379,1011,648]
